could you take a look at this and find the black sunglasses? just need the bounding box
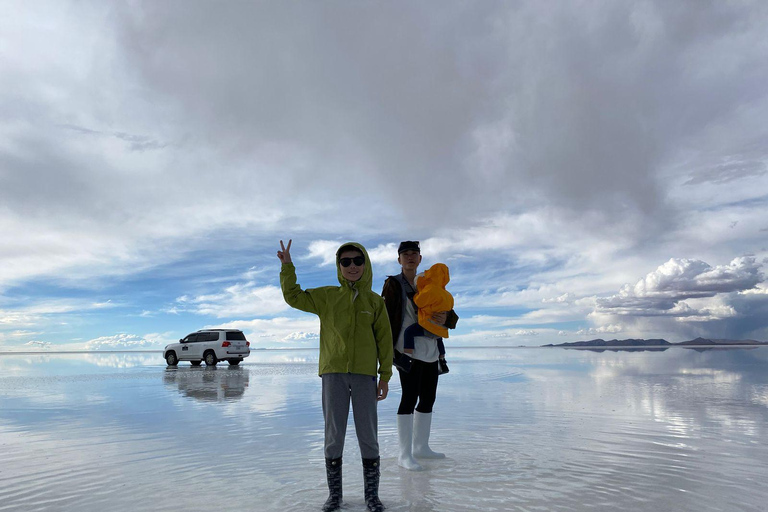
[339,256,365,267]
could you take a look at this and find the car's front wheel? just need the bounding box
[228,359,241,366]
[204,351,218,367]
[165,352,178,366]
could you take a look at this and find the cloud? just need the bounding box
[305,240,342,267]
[84,334,159,351]
[2,2,768,346]
[576,325,624,336]
[740,284,768,296]
[173,284,288,318]
[284,331,319,341]
[684,161,767,186]
[207,317,321,347]
[24,340,52,349]
[595,256,763,318]
[59,124,168,152]
[542,293,574,304]
[0,300,117,328]
[108,1,768,232]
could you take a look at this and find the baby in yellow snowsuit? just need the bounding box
[403,263,453,372]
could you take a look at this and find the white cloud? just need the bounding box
[284,331,319,341]
[596,257,763,317]
[542,293,573,304]
[576,325,624,336]
[207,317,321,347]
[304,240,399,268]
[24,340,52,349]
[0,300,118,328]
[741,284,768,296]
[174,283,288,318]
[84,334,160,351]
[305,240,341,266]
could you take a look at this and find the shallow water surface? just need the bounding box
[0,347,767,511]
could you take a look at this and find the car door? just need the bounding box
[180,333,201,361]
[198,331,220,358]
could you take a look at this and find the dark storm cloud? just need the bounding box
[110,1,768,231]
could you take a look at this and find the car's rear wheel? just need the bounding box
[228,359,241,366]
[204,351,218,366]
[190,360,202,367]
[165,352,178,366]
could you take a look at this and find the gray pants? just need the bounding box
[322,373,379,460]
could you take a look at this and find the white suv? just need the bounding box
[164,329,250,367]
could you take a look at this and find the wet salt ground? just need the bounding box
[1,348,767,512]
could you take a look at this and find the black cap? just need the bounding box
[398,241,420,254]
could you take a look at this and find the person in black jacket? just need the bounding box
[381,241,458,471]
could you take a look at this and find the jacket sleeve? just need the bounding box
[280,263,320,314]
[446,309,459,329]
[381,277,402,347]
[373,299,394,382]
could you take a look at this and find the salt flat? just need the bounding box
[0,347,766,512]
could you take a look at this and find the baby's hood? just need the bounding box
[422,263,450,288]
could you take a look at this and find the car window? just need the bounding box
[200,332,219,342]
[226,331,246,341]
[184,334,199,343]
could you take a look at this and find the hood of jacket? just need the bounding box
[335,242,373,292]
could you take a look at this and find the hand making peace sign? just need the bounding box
[277,239,293,264]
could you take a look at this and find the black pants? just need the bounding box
[397,355,439,415]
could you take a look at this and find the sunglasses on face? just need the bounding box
[339,256,365,268]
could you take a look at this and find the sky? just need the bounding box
[1,0,767,351]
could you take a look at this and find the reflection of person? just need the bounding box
[382,241,458,471]
[402,263,453,373]
[278,239,393,512]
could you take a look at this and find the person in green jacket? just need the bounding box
[278,239,393,512]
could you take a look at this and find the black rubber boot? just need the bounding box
[322,457,342,512]
[362,457,384,512]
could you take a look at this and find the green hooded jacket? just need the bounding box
[280,242,393,382]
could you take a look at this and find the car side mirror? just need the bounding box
[179,339,184,343]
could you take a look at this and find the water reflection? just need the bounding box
[0,348,766,512]
[575,347,670,352]
[82,352,159,368]
[163,366,249,402]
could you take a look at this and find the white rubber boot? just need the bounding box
[412,411,445,459]
[397,414,423,471]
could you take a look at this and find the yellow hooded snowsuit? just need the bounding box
[414,263,454,339]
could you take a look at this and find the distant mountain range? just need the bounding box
[542,337,768,348]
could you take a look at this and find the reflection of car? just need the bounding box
[163,366,249,402]
[164,329,250,367]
